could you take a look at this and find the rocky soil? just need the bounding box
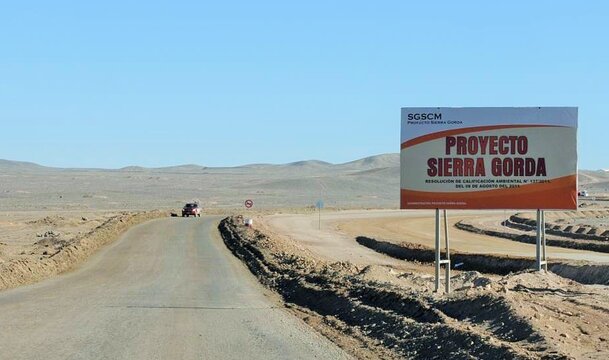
[219,216,609,359]
[0,210,166,291]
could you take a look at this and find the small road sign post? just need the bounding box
[243,199,254,227]
[316,200,324,230]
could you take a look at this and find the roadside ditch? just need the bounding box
[356,236,609,286]
[457,219,609,254]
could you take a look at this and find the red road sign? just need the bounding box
[244,199,254,209]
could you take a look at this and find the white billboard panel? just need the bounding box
[400,107,578,209]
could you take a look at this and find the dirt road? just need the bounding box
[266,210,609,263]
[0,217,349,360]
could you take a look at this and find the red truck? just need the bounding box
[182,203,202,217]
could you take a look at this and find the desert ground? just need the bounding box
[253,205,609,359]
[1,154,609,359]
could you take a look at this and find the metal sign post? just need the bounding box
[317,181,326,230]
[316,200,324,230]
[443,209,451,293]
[434,209,451,294]
[536,209,548,271]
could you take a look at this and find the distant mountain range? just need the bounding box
[0,154,401,173]
[0,159,50,170]
[1,153,607,211]
[0,154,607,184]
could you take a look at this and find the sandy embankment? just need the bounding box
[326,211,609,263]
[266,209,609,284]
[0,210,167,291]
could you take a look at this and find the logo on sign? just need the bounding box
[407,113,442,121]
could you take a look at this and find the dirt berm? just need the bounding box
[219,216,581,360]
[356,236,609,285]
[456,219,609,254]
[0,210,167,291]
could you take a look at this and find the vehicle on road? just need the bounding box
[182,203,202,217]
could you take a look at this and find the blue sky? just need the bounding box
[1,1,607,169]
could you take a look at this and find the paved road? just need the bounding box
[0,217,349,360]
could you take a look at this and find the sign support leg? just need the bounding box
[434,209,451,294]
[536,209,548,272]
[435,209,440,292]
[443,209,451,294]
[542,210,547,271]
[536,209,541,271]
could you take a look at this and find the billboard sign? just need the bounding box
[400,107,578,209]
